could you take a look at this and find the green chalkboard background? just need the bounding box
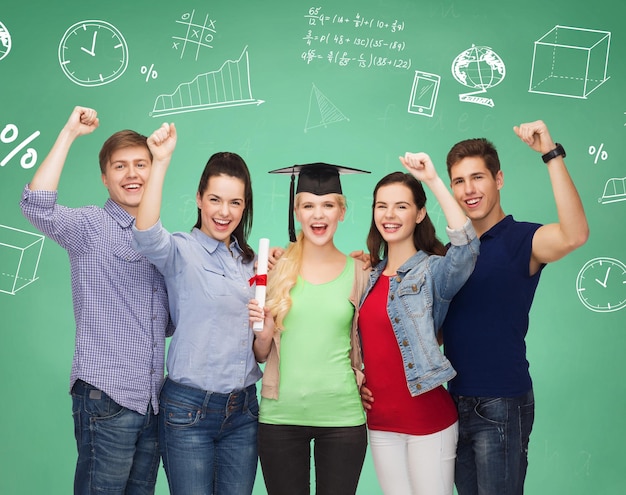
[1,1,624,493]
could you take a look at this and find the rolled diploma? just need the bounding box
[253,238,270,331]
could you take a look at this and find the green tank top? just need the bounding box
[260,256,365,426]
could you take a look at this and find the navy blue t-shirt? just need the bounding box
[442,215,543,397]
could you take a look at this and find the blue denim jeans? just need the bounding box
[71,379,159,495]
[453,390,534,495]
[159,377,259,495]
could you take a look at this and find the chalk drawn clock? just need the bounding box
[576,257,626,313]
[58,20,128,87]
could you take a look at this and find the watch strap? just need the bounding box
[542,143,566,163]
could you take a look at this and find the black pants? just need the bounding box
[258,423,368,495]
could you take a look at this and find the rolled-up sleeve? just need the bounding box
[20,185,92,252]
[132,220,179,277]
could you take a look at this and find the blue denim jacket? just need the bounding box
[360,219,479,396]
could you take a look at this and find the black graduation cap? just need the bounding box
[269,162,370,242]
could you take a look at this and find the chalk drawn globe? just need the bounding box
[452,45,505,90]
[0,22,11,61]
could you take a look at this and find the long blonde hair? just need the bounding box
[266,192,346,331]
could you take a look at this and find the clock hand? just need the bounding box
[80,31,97,56]
[595,266,611,288]
[90,30,98,54]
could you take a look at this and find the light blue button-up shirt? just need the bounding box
[132,220,262,393]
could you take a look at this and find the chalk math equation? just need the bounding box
[301,7,410,70]
[302,50,411,70]
[304,8,405,32]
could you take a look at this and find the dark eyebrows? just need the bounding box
[206,192,244,202]
[375,200,412,207]
[452,172,483,182]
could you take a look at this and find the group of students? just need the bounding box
[20,106,588,495]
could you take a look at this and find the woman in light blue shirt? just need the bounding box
[132,123,261,495]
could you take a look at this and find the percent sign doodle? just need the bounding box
[1,124,40,169]
[588,143,608,164]
[140,64,158,82]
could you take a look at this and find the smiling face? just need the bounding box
[294,192,345,246]
[374,183,425,248]
[101,145,152,216]
[196,174,246,242]
[449,156,504,233]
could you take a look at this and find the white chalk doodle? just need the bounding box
[576,257,626,313]
[529,25,611,99]
[408,70,441,117]
[599,177,626,205]
[588,143,608,164]
[172,10,217,61]
[0,21,11,61]
[452,45,505,107]
[150,46,264,117]
[140,64,158,82]
[0,225,45,295]
[301,7,409,71]
[58,20,129,87]
[304,83,349,132]
[0,123,40,169]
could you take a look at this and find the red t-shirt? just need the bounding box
[359,274,457,435]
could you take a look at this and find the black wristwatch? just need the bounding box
[542,143,566,163]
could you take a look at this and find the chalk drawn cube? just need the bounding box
[529,25,610,99]
[0,225,45,295]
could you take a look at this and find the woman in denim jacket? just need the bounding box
[358,152,479,495]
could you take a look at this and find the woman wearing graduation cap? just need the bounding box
[358,153,479,494]
[132,123,261,495]
[249,162,370,494]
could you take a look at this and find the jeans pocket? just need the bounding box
[163,400,201,428]
[474,397,507,425]
[80,389,125,421]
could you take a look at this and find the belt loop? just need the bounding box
[202,389,212,411]
[243,385,250,410]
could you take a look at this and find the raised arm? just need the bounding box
[135,123,177,231]
[399,152,467,230]
[513,121,589,274]
[29,106,99,191]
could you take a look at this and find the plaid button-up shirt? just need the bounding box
[21,186,171,414]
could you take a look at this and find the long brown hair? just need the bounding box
[193,152,255,263]
[366,172,446,268]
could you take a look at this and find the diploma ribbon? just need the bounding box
[248,274,267,287]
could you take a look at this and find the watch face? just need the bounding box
[58,20,128,87]
[576,257,626,313]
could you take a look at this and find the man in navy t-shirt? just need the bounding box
[442,120,589,495]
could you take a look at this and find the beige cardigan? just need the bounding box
[260,258,370,400]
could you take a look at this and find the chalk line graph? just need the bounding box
[150,46,264,117]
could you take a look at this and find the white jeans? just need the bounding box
[369,422,458,495]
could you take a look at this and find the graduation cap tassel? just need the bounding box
[288,171,296,243]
